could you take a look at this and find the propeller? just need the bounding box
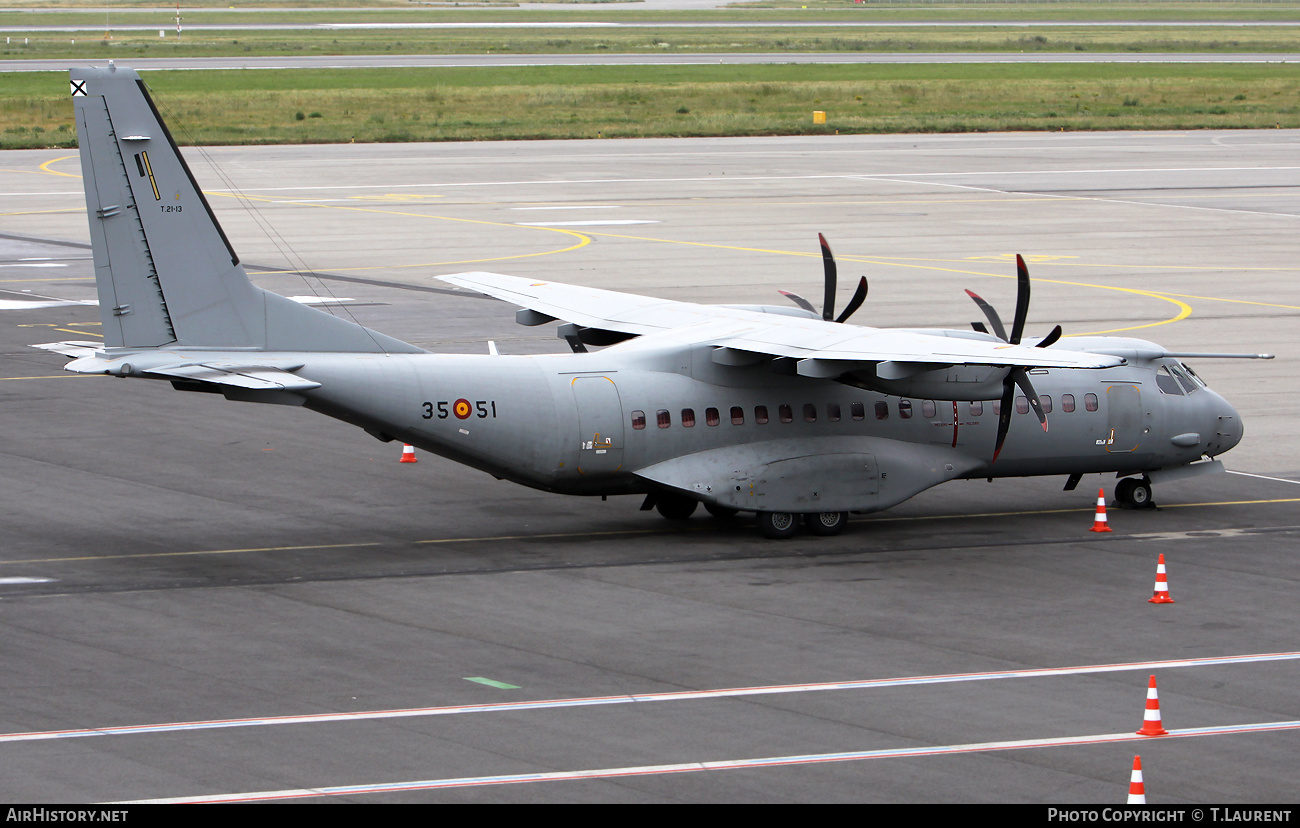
[965,254,1059,462]
[780,234,868,324]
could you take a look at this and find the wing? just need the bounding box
[437,271,1123,375]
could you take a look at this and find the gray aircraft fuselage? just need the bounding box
[269,340,1240,513]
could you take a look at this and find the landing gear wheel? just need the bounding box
[757,511,799,539]
[804,511,848,536]
[704,503,739,520]
[655,494,699,520]
[1116,477,1154,509]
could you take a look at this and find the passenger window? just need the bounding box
[755,405,769,424]
[779,404,793,423]
[706,407,720,427]
[922,400,936,419]
[1085,393,1098,412]
[803,403,817,423]
[851,401,865,421]
[1041,395,1052,414]
[1016,396,1029,415]
[969,401,983,417]
[681,408,695,428]
[657,409,671,429]
[898,400,912,419]
[631,410,646,430]
[1061,394,1075,413]
[731,406,744,425]
[828,402,841,422]
[875,401,889,420]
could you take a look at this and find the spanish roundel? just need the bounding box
[453,398,472,419]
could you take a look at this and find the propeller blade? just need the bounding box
[818,233,837,321]
[992,377,1015,463]
[1035,324,1062,349]
[1010,366,1049,431]
[778,290,817,314]
[971,321,990,335]
[834,276,868,324]
[1010,254,1031,345]
[965,289,1008,342]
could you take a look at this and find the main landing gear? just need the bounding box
[644,493,849,538]
[757,510,848,539]
[1115,476,1155,509]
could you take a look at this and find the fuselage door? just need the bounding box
[1104,383,1143,453]
[571,376,624,475]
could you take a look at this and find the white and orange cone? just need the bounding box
[1136,675,1169,736]
[1127,756,1146,804]
[1090,488,1113,533]
[1149,553,1175,604]
[399,444,418,464]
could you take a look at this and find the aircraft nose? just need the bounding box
[1208,393,1243,455]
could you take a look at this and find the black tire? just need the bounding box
[703,503,739,520]
[655,494,698,521]
[1115,478,1137,505]
[757,511,799,539]
[804,511,848,536]
[1116,478,1155,509]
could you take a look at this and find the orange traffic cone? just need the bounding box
[1148,554,1175,604]
[1090,488,1113,533]
[399,444,418,464]
[1127,756,1146,804]
[1136,675,1169,736]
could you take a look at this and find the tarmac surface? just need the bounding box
[1,130,1298,803]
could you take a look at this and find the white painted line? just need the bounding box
[511,206,622,211]
[0,299,95,310]
[1227,470,1300,485]
[119,719,1300,803]
[4,650,1296,745]
[514,220,658,227]
[0,263,68,269]
[0,577,55,585]
[205,166,1300,195]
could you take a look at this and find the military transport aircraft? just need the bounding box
[49,65,1273,538]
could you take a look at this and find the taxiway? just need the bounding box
[1,130,1297,802]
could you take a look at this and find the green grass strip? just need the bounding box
[5,63,1300,149]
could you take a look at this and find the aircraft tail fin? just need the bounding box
[71,64,420,354]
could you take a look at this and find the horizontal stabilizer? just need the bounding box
[146,362,321,391]
[31,341,103,358]
[64,351,320,391]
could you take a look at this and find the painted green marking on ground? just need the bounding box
[464,677,521,690]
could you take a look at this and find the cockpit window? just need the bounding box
[1169,364,1198,393]
[1181,362,1208,388]
[1155,365,1184,396]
